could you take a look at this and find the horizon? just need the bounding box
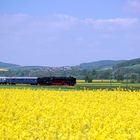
[1,57,139,67]
[0,0,140,66]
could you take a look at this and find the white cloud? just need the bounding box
[0,14,79,34]
[0,14,138,35]
[83,17,139,32]
[84,18,138,26]
[0,14,139,46]
[125,0,140,12]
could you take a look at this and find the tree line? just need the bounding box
[0,67,139,83]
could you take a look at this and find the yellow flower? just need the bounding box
[0,88,140,139]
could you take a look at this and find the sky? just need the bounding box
[0,0,140,66]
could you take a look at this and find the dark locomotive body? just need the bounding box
[0,76,76,86]
[38,77,76,86]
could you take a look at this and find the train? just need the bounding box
[0,76,76,86]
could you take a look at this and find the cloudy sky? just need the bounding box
[0,0,140,66]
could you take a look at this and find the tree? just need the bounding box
[92,70,97,79]
[130,73,138,83]
[82,70,98,82]
[97,69,112,79]
[115,73,124,82]
[85,75,92,83]
[83,70,93,83]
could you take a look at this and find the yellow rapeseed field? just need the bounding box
[0,88,140,139]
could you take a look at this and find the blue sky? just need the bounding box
[0,0,140,66]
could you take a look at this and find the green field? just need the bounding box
[0,80,140,90]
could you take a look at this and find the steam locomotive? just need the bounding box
[0,77,76,86]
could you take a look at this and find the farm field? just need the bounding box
[0,68,8,71]
[0,80,140,90]
[0,88,140,139]
[76,80,140,89]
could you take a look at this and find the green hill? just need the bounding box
[0,62,19,68]
[114,58,140,73]
[114,58,140,68]
[79,60,125,70]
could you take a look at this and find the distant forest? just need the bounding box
[0,58,140,83]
